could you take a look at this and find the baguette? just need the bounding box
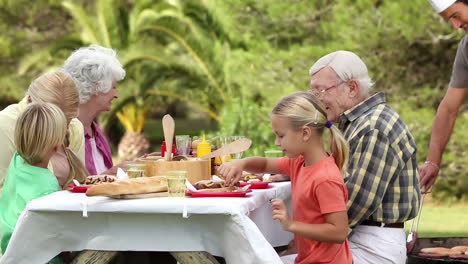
[421,247,462,256]
[451,246,468,254]
[86,176,168,197]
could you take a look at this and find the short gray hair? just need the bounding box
[62,44,126,104]
[309,50,374,94]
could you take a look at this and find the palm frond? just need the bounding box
[62,1,100,44]
[139,25,226,103]
[96,0,112,47]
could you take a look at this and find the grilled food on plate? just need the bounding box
[193,180,241,192]
[84,175,117,185]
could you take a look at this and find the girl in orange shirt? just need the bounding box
[220,91,352,264]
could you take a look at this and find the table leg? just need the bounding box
[170,252,220,264]
[70,250,119,264]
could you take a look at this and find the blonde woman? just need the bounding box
[0,71,87,191]
[220,91,352,264]
[0,103,67,255]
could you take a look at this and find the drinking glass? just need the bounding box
[127,163,146,178]
[175,135,191,156]
[166,170,187,198]
[232,136,246,159]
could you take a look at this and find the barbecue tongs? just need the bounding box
[407,192,426,253]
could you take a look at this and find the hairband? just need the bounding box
[325,121,333,128]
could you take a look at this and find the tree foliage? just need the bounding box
[0,0,466,201]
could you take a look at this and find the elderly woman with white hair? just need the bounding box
[305,50,420,264]
[62,44,126,175]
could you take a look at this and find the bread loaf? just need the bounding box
[86,176,168,197]
[451,246,468,254]
[421,247,462,256]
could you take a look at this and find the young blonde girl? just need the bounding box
[220,91,352,264]
[0,103,67,254]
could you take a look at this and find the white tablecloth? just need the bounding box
[0,182,293,264]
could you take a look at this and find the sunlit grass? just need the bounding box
[405,202,468,237]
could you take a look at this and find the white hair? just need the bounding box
[62,44,126,104]
[309,50,374,94]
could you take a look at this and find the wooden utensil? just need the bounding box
[162,114,175,161]
[199,138,252,160]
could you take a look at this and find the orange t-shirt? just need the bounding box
[278,155,352,264]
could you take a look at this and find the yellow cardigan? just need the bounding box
[0,98,85,192]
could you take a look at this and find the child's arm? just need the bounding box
[219,157,282,186]
[272,199,348,244]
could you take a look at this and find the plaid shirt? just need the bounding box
[339,92,420,228]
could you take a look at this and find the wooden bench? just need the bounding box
[71,250,220,264]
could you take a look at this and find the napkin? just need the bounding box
[116,167,129,180]
[185,180,197,192]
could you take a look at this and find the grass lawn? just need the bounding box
[405,202,468,237]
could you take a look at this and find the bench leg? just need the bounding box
[170,252,220,264]
[70,250,119,264]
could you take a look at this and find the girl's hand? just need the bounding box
[271,199,292,231]
[218,160,244,186]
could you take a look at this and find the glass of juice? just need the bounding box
[166,170,187,198]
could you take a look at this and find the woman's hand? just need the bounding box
[218,159,244,186]
[139,152,162,160]
[271,199,292,231]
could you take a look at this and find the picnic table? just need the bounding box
[0,182,293,264]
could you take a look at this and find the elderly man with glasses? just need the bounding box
[307,50,421,264]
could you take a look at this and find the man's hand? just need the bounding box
[218,160,244,186]
[418,162,439,193]
[271,199,293,231]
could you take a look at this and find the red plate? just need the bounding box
[240,181,272,189]
[189,189,251,198]
[69,185,91,193]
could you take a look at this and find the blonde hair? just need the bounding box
[27,71,79,124]
[26,71,88,184]
[15,103,67,165]
[271,91,349,174]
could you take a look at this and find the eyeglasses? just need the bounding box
[311,80,346,99]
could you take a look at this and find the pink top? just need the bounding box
[84,121,113,175]
[277,155,352,264]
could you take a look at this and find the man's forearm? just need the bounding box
[427,100,458,165]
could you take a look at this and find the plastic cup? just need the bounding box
[166,170,187,198]
[264,150,284,158]
[127,163,146,178]
[232,136,246,159]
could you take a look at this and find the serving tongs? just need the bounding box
[407,192,427,253]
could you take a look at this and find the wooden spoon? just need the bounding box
[199,138,252,160]
[162,114,175,161]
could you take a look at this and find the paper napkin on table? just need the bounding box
[116,167,129,180]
